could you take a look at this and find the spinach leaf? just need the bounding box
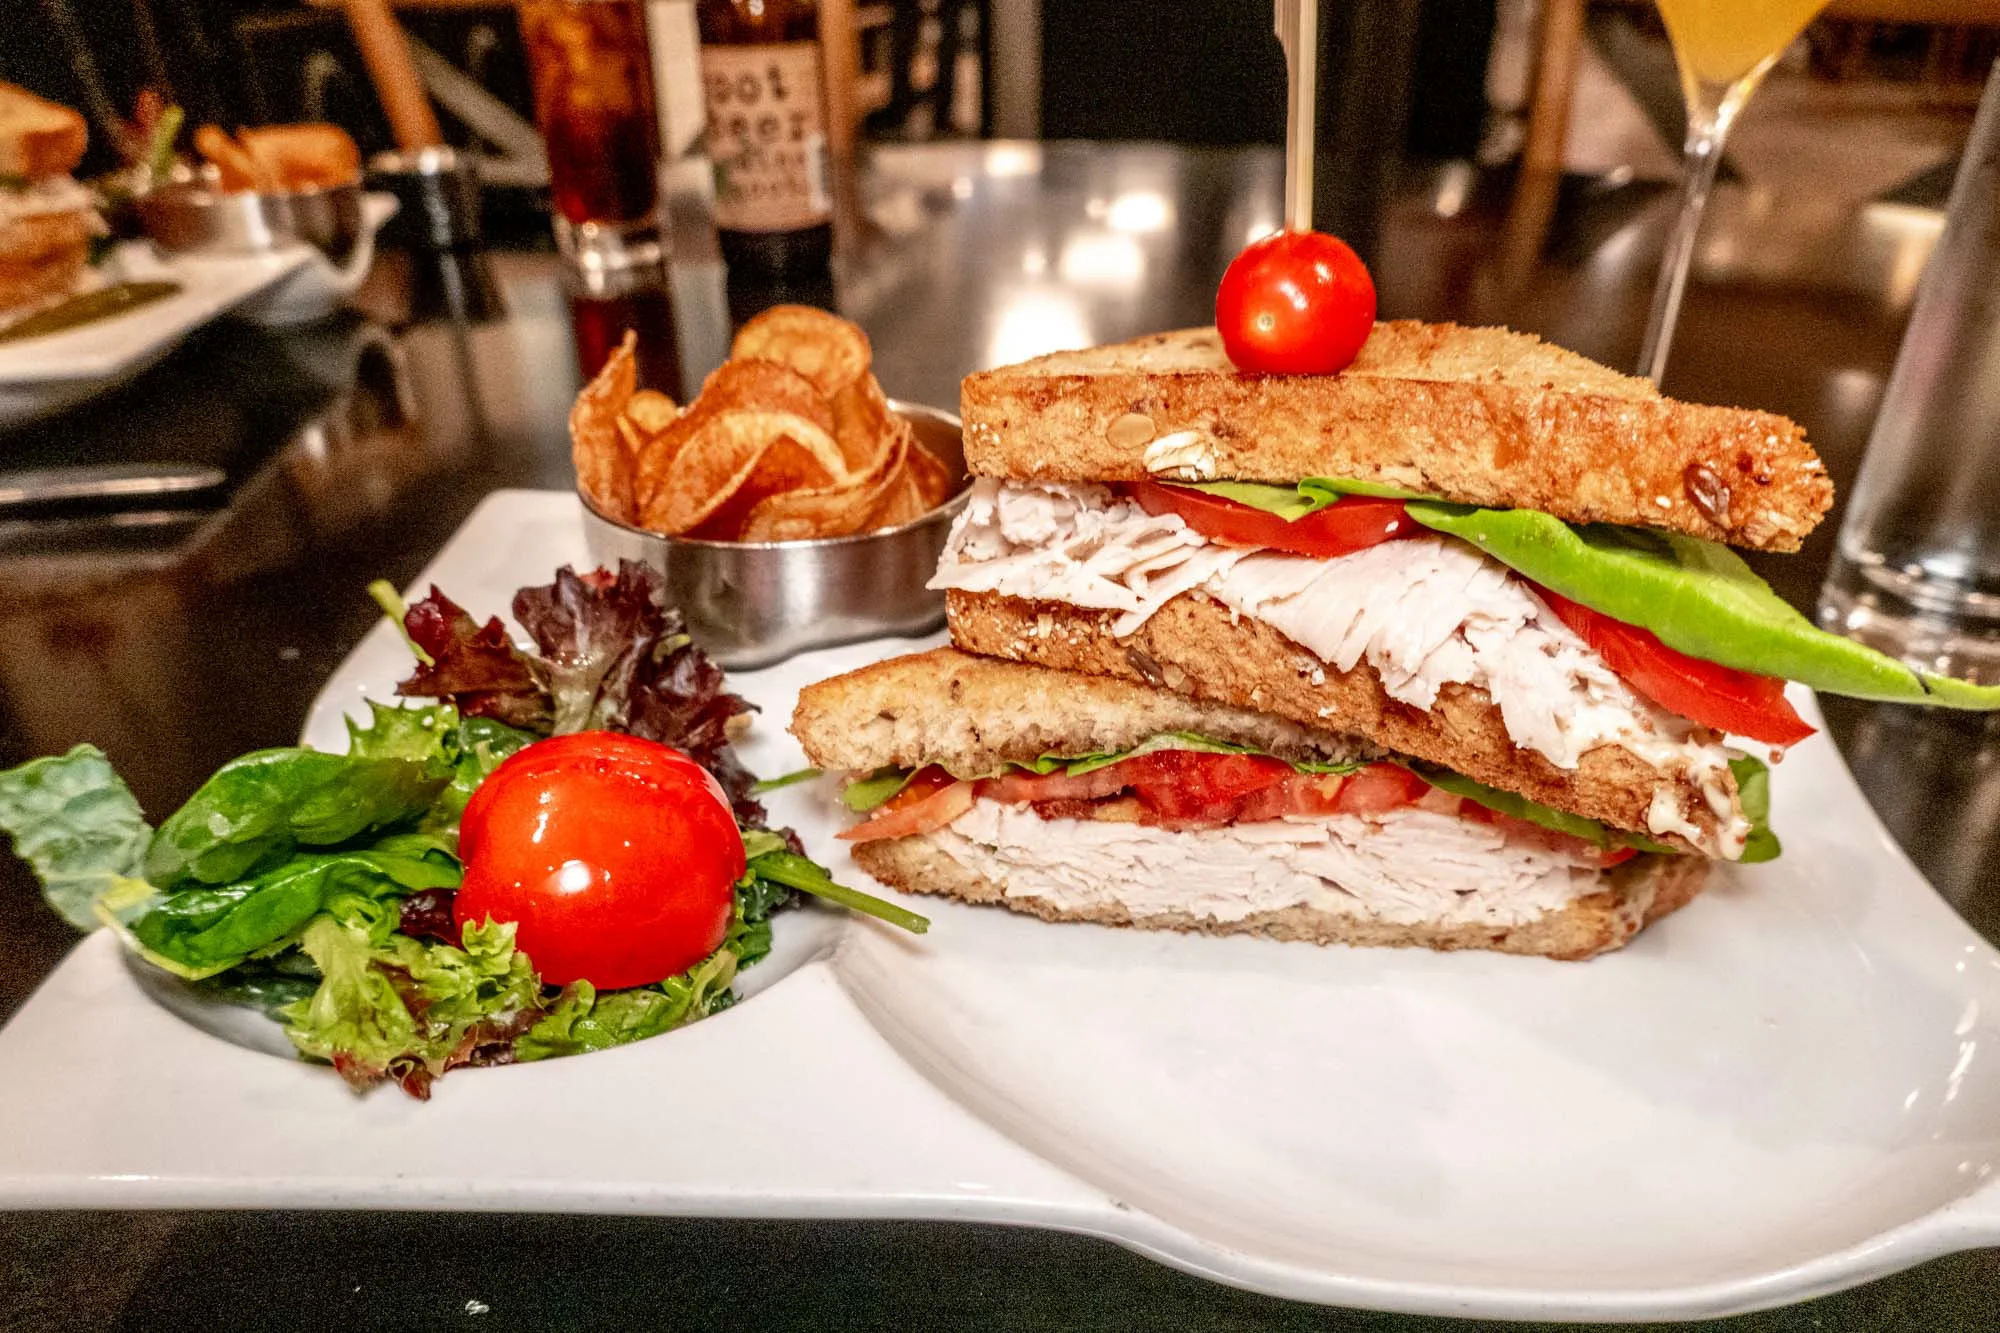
[191,953,322,1019]
[144,748,451,890]
[132,834,460,977]
[1730,756,1781,864]
[429,717,536,834]
[0,745,151,929]
[342,701,536,838]
[749,849,929,934]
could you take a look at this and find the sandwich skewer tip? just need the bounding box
[1277,0,1318,232]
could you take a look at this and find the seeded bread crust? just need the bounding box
[790,646,1375,773]
[852,835,1709,962]
[960,323,1831,551]
[946,589,1741,857]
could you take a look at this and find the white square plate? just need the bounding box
[1,490,1996,1323]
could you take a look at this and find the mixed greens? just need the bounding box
[1173,478,2000,709]
[0,562,918,1098]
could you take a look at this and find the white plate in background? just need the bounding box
[0,192,398,427]
[0,489,1995,1323]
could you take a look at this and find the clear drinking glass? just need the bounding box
[1639,0,1830,382]
[1817,62,2000,684]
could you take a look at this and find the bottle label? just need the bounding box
[701,41,831,233]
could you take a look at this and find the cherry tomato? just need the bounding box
[1536,589,1816,748]
[1215,229,1376,375]
[1131,481,1414,558]
[453,732,743,989]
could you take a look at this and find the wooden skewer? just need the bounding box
[343,0,444,151]
[1276,0,1317,232]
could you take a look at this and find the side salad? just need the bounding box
[0,562,922,1099]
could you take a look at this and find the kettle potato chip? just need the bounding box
[570,306,960,541]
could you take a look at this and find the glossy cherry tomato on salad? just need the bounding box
[1130,480,1414,558]
[1536,589,1815,748]
[1215,229,1376,375]
[453,732,743,989]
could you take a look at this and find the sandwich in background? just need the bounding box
[0,83,97,319]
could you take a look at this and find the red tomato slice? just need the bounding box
[1130,481,1415,558]
[840,766,975,843]
[1460,802,1640,869]
[1536,589,1815,748]
[1121,750,1294,823]
[1331,763,1432,815]
[1233,771,1348,822]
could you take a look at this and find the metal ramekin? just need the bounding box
[579,400,970,670]
[137,172,364,261]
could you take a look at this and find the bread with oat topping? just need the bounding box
[959,323,1832,552]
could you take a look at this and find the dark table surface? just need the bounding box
[1,141,1996,1331]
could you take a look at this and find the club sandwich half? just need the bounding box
[793,648,1712,960]
[794,322,2000,959]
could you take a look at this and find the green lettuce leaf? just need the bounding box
[131,833,461,977]
[516,951,738,1062]
[841,766,918,812]
[280,898,426,1083]
[1401,505,2000,709]
[281,905,546,1097]
[344,700,458,761]
[1058,731,1365,777]
[1173,476,1431,518]
[0,745,152,929]
[144,748,452,890]
[1401,764,1679,854]
[840,731,1367,810]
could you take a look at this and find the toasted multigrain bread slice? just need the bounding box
[946,589,1741,857]
[791,646,1375,774]
[853,835,1708,962]
[0,84,87,180]
[960,323,1831,551]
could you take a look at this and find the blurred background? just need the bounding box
[1,0,1987,255]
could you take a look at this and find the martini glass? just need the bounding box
[1637,0,1831,382]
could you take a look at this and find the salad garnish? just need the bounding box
[0,561,922,1099]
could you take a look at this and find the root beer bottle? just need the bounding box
[696,0,835,276]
